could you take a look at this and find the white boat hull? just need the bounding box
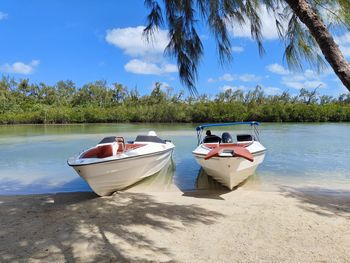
[194,151,265,189]
[71,148,173,196]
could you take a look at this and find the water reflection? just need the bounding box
[126,159,176,192]
[127,161,231,192]
[195,168,227,190]
[194,168,268,192]
[125,157,263,192]
[1,123,350,195]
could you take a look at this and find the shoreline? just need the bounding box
[2,173,350,198]
[1,122,350,126]
[1,186,349,262]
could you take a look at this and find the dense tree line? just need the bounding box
[0,77,349,124]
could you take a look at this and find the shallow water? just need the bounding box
[0,123,349,195]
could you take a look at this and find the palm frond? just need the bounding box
[143,0,164,41]
[282,8,326,73]
[142,0,339,93]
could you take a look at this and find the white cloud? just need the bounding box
[210,73,262,83]
[219,73,235,81]
[266,63,289,75]
[335,32,350,44]
[231,46,244,53]
[220,85,235,92]
[334,32,350,57]
[219,85,250,92]
[227,5,285,40]
[282,81,304,90]
[341,46,350,57]
[291,74,306,81]
[0,60,39,75]
[0,12,8,20]
[282,80,326,90]
[239,74,261,82]
[304,80,326,89]
[106,26,178,76]
[267,63,330,89]
[219,84,281,95]
[160,81,171,90]
[304,69,318,79]
[264,86,282,95]
[124,59,177,75]
[149,81,173,92]
[106,26,168,58]
[282,77,326,90]
[163,63,177,73]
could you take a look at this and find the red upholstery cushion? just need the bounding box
[81,145,113,158]
[97,145,113,158]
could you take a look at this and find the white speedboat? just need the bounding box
[192,122,266,189]
[68,131,175,196]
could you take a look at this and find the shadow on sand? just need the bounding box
[279,186,350,218]
[0,191,223,262]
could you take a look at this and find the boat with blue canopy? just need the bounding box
[192,121,266,189]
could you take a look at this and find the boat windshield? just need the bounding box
[134,135,165,144]
[195,121,260,145]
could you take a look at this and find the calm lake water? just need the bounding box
[0,123,350,195]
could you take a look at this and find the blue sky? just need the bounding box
[0,0,349,97]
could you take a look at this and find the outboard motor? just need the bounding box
[221,132,233,143]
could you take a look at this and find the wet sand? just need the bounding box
[1,186,350,263]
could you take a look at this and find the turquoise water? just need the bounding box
[0,123,349,195]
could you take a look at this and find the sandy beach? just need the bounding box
[1,185,349,263]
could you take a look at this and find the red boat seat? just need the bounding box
[81,144,113,159]
[97,145,114,158]
[81,137,147,159]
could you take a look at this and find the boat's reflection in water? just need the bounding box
[194,168,261,191]
[127,158,241,192]
[125,158,176,192]
[195,168,228,191]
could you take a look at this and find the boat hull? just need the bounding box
[71,149,173,196]
[193,151,265,189]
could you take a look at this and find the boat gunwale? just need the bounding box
[68,147,174,167]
